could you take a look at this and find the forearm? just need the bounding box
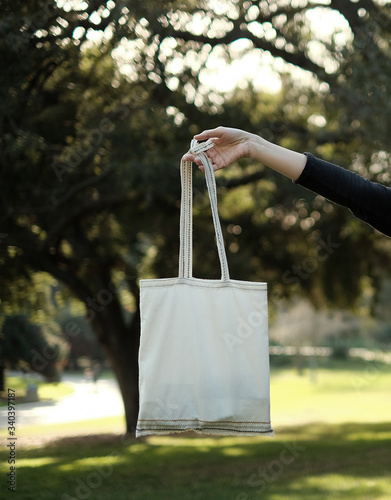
[297,153,391,237]
[190,126,391,237]
[250,133,391,235]
[249,134,307,181]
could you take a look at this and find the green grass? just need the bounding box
[0,359,390,499]
[0,422,390,499]
[0,375,74,406]
[269,359,391,426]
[0,416,125,443]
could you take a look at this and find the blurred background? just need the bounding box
[1,1,391,498]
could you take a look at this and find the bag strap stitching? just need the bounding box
[179,139,230,281]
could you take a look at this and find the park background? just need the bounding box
[0,0,391,498]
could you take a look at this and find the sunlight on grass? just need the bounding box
[17,457,59,468]
[0,419,390,500]
[0,415,125,442]
[147,434,275,449]
[221,446,249,456]
[344,428,391,441]
[147,435,241,448]
[1,362,390,499]
[288,474,391,499]
[270,364,391,427]
[144,419,391,451]
[2,375,74,403]
[38,381,74,400]
[59,454,125,472]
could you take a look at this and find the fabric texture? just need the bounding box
[296,153,391,237]
[136,139,273,437]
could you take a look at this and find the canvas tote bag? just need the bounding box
[136,139,273,437]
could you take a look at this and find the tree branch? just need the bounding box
[46,193,132,243]
[330,0,371,34]
[159,22,333,85]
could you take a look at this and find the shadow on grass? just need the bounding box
[0,422,390,499]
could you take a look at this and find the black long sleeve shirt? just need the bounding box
[295,153,391,237]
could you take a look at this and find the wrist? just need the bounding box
[247,133,269,162]
[246,133,306,180]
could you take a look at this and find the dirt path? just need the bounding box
[0,373,126,447]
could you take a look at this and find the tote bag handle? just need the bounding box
[179,139,230,281]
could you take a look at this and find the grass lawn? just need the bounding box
[0,359,390,499]
[0,375,74,406]
[0,422,390,499]
[270,358,391,426]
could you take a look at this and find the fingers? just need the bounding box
[193,131,211,141]
[193,126,224,141]
[182,153,195,162]
[181,153,217,172]
[182,153,203,168]
[183,126,225,170]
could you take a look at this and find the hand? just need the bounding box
[182,126,254,171]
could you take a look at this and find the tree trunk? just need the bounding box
[39,255,142,435]
[102,314,140,436]
[47,262,140,435]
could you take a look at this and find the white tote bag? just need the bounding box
[136,139,273,437]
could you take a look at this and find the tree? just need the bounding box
[2,315,69,382]
[2,0,391,433]
[155,0,391,308]
[0,0,216,433]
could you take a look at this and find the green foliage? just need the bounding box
[2,0,391,310]
[2,315,69,381]
[56,309,107,369]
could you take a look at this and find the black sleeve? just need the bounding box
[295,153,391,237]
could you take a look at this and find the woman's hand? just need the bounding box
[182,125,307,180]
[182,126,255,171]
